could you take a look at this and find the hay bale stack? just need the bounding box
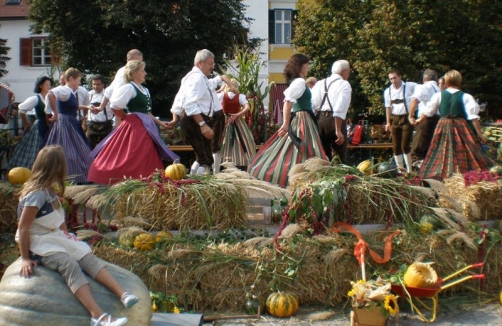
[0,182,19,234]
[442,174,502,220]
[92,226,500,313]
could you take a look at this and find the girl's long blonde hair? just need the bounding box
[20,145,67,198]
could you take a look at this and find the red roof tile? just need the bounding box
[0,0,29,19]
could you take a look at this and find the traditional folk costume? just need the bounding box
[88,83,179,185]
[178,67,225,173]
[45,86,92,184]
[410,81,440,161]
[311,73,352,163]
[247,78,328,187]
[419,88,495,180]
[7,94,49,169]
[384,81,417,173]
[217,91,256,166]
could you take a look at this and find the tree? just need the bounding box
[0,24,11,78]
[27,0,254,117]
[294,0,502,118]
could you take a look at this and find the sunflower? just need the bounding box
[383,294,399,315]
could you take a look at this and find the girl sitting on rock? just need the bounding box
[16,145,138,326]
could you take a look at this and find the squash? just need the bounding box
[155,231,173,243]
[403,262,438,289]
[419,214,441,234]
[376,162,398,178]
[133,233,156,251]
[357,160,375,175]
[0,258,152,325]
[244,294,265,315]
[118,233,135,247]
[266,291,299,318]
[8,167,32,185]
[165,162,187,180]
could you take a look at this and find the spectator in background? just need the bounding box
[306,76,317,89]
[85,75,114,149]
[438,76,446,91]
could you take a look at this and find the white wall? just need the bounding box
[243,0,271,104]
[0,20,51,103]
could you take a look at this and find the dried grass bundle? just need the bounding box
[442,173,502,220]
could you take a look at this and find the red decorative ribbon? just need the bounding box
[330,222,400,264]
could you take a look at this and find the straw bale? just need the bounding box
[442,173,502,220]
[90,226,502,313]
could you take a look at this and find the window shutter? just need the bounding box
[291,10,299,43]
[20,38,31,66]
[268,10,275,44]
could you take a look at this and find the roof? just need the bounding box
[0,0,29,19]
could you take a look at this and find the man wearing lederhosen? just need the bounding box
[408,69,440,168]
[384,69,417,173]
[170,49,234,174]
[86,75,114,149]
[311,60,352,163]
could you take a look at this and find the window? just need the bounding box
[269,9,298,45]
[5,0,22,4]
[20,37,56,66]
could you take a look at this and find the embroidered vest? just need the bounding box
[126,83,151,114]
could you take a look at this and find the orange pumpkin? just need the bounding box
[8,167,32,185]
[165,163,187,180]
[266,291,299,318]
[133,233,155,251]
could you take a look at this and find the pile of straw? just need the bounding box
[287,159,437,226]
[0,182,19,234]
[93,225,501,313]
[441,174,502,220]
[70,169,289,231]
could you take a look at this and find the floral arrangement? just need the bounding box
[348,277,399,318]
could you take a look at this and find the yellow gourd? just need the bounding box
[165,163,187,180]
[8,167,32,185]
[118,233,135,247]
[133,233,155,251]
[403,262,438,288]
[155,231,174,243]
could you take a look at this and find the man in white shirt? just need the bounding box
[96,49,143,126]
[408,69,440,165]
[173,49,233,174]
[384,69,417,173]
[85,75,114,149]
[311,60,352,163]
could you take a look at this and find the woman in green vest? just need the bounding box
[247,54,328,187]
[88,60,179,184]
[418,69,494,179]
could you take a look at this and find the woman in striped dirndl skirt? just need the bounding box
[418,70,494,180]
[45,68,92,184]
[217,79,256,167]
[247,54,327,187]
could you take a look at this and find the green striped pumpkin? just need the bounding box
[265,291,299,318]
[165,163,187,180]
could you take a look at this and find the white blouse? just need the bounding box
[110,82,151,111]
[283,78,307,104]
[424,88,480,120]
